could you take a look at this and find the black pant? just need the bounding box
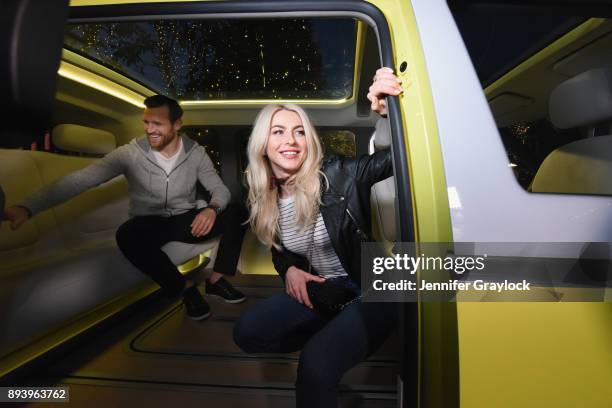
[233,288,397,408]
[116,204,248,297]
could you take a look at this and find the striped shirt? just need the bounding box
[278,195,347,279]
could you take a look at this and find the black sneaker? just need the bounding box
[182,286,211,320]
[205,277,246,304]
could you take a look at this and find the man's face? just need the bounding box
[142,105,182,151]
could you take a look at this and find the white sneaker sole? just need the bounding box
[207,293,246,304]
[188,310,212,321]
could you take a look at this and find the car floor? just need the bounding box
[20,273,398,407]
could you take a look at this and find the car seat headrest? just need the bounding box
[549,68,612,129]
[374,118,392,150]
[52,124,117,155]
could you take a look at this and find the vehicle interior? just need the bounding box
[2,0,612,407]
[0,1,402,406]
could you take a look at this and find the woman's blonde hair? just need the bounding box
[245,104,324,249]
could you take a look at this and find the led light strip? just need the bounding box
[58,61,146,108]
[58,61,352,108]
[179,98,350,107]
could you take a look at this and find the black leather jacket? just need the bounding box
[271,149,392,286]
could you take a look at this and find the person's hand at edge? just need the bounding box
[191,207,216,237]
[367,67,404,117]
[3,206,31,230]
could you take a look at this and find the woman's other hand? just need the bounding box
[285,266,326,309]
[367,67,403,117]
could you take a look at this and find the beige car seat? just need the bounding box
[370,118,396,242]
[532,68,612,194]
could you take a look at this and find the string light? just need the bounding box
[65,18,358,100]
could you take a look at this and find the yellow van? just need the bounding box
[0,0,610,407]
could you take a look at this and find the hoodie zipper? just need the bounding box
[138,138,191,213]
[164,156,189,212]
[162,142,193,211]
[164,175,169,210]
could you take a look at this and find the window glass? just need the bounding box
[181,127,222,173]
[499,120,581,190]
[451,11,584,86]
[450,3,612,195]
[319,129,356,157]
[65,18,357,100]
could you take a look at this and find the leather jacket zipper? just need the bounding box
[345,207,369,240]
[326,179,369,240]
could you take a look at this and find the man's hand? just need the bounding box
[3,206,30,230]
[191,208,216,237]
[285,266,326,309]
[367,67,403,117]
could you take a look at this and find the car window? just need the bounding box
[450,4,612,195]
[452,10,584,86]
[65,18,357,101]
[319,129,357,157]
[181,126,222,174]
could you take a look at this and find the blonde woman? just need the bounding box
[234,70,401,408]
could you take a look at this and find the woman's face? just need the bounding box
[265,109,308,178]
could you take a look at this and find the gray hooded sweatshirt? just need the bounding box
[21,135,230,218]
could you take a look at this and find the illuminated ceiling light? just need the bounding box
[180,98,350,107]
[57,61,146,108]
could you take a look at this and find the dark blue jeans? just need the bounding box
[233,278,397,408]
